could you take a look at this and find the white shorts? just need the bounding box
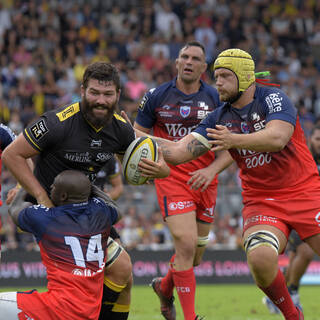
[0,292,27,319]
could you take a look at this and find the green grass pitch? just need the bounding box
[1,284,318,319]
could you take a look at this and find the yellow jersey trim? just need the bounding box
[24,129,42,151]
[114,113,126,123]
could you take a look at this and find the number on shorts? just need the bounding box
[65,234,104,268]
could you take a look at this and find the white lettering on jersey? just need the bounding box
[165,123,197,139]
[253,120,266,131]
[236,149,272,169]
[265,93,283,113]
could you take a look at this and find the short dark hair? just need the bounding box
[179,41,206,57]
[82,62,121,91]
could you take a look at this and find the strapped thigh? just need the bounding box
[244,230,280,254]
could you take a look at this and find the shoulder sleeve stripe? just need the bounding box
[56,102,80,122]
[24,129,42,151]
[113,113,126,123]
[190,132,211,149]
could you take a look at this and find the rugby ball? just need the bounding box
[122,137,158,185]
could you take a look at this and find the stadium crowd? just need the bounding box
[0,0,320,252]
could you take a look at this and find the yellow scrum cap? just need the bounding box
[213,48,255,92]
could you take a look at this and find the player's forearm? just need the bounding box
[107,185,123,201]
[3,152,47,201]
[8,188,30,225]
[231,127,290,152]
[210,150,234,175]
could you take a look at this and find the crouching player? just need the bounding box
[0,170,120,319]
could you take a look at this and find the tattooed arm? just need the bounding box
[151,134,209,165]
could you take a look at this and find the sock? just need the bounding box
[99,277,126,320]
[288,284,299,294]
[100,303,129,320]
[160,254,175,298]
[172,267,196,320]
[259,269,299,319]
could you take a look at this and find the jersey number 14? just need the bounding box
[65,234,104,268]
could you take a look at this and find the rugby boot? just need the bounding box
[151,277,176,320]
[289,289,303,312]
[195,316,205,320]
[262,296,280,314]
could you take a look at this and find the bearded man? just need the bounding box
[2,62,169,320]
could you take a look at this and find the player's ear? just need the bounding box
[202,62,208,74]
[60,192,68,202]
[175,58,179,70]
[80,84,85,97]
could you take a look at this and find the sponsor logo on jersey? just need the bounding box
[96,152,113,162]
[180,106,191,118]
[244,215,278,227]
[165,123,197,139]
[197,100,211,119]
[198,101,209,110]
[72,261,105,277]
[253,119,266,131]
[265,92,283,113]
[240,122,250,133]
[251,112,260,121]
[204,207,214,218]
[90,139,102,148]
[56,102,80,121]
[65,152,91,163]
[168,201,193,211]
[139,88,155,110]
[30,119,49,141]
[159,107,173,118]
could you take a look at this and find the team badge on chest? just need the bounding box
[241,121,250,134]
[180,106,191,118]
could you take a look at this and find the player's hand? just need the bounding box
[6,186,20,205]
[121,110,148,138]
[138,147,170,179]
[207,125,235,151]
[121,110,133,126]
[187,166,216,191]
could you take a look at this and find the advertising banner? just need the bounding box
[1,249,320,287]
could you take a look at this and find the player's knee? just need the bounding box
[298,242,314,260]
[244,230,279,272]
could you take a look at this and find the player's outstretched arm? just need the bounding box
[122,110,209,165]
[8,188,32,225]
[2,134,53,207]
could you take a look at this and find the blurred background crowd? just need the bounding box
[1,0,320,252]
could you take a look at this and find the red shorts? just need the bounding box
[155,178,217,223]
[243,193,320,240]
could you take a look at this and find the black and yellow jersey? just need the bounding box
[23,102,135,193]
